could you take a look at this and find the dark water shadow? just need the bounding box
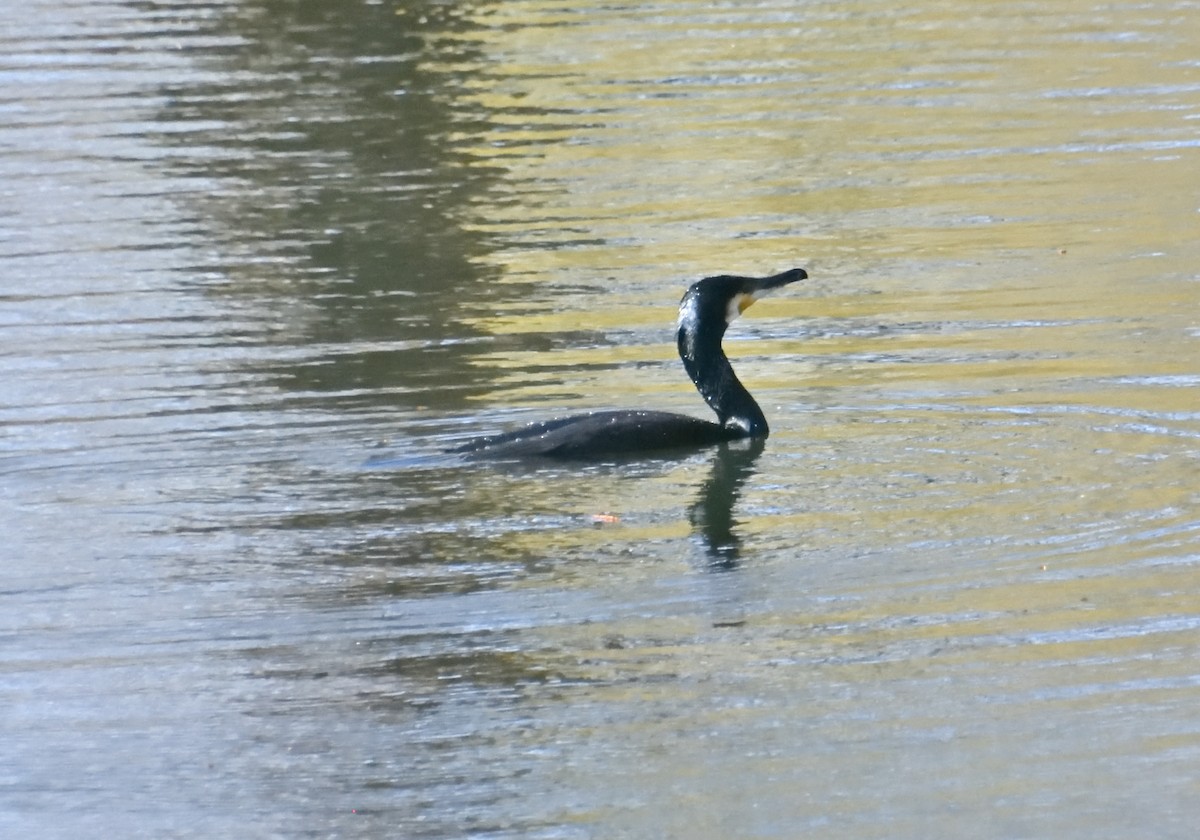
[153,0,514,416]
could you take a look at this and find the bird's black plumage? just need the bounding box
[448,268,806,460]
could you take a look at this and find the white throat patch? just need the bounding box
[725,292,756,325]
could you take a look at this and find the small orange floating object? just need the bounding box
[590,513,621,524]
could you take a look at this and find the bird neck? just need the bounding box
[677,319,769,438]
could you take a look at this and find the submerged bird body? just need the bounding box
[451,409,740,459]
[449,268,806,460]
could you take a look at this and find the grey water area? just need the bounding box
[3,1,1199,838]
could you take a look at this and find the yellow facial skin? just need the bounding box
[727,292,757,324]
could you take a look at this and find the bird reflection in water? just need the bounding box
[687,437,765,570]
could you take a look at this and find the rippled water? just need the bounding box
[3,1,1199,837]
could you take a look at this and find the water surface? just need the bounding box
[2,1,1199,837]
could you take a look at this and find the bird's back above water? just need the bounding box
[448,267,807,461]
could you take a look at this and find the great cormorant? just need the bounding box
[449,267,807,459]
